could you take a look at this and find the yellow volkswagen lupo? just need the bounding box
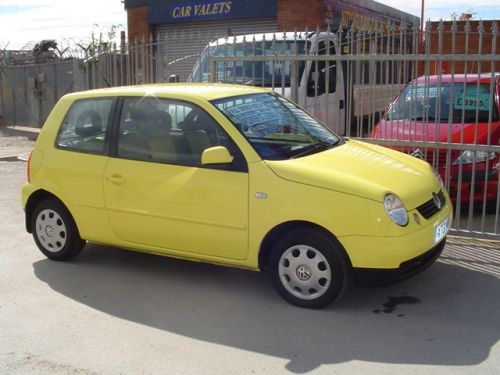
[22,84,452,308]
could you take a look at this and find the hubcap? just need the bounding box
[296,265,311,281]
[45,225,55,237]
[278,245,331,300]
[35,209,67,253]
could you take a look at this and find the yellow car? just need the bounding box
[22,84,452,308]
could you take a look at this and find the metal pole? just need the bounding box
[420,0,425,53]
[418,0,425,77]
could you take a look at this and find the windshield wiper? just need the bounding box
[290,139,340,159]
[411,116,437,121]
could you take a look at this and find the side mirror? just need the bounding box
[169,74,180,83]
[201,146,234,165]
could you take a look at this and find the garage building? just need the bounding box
[124,0,419,80]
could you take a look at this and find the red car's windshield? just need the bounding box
[386,82,499,123]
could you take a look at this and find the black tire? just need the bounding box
[31,199,85,261]
[268,228,352,309]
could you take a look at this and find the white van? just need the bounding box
[189,31,404,136]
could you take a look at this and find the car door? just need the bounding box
[103,97,249,260]
[300,38,345,135]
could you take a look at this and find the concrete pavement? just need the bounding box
[0,126,37,161]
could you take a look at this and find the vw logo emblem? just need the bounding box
[410,149,425,160]
[45,225,55,237]
[432,192,442,210]
[296,265,311,281]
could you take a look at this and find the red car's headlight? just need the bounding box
[452,150,496,166]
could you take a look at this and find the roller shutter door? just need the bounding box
[155,18,277,81]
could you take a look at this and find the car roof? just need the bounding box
[414,73,500,84]
[64,83,271,102]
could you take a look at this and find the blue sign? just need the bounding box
[148,0,277,24]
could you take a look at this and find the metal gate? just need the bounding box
[1,20,499,239]
[204,21,500,239]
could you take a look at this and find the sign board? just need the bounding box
[148,0,277,25]
[324,0,418,31]
[454,86,491,111]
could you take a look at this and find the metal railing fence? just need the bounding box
[0,20,499,238]
[203,22,499,239]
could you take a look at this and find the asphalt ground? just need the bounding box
[1,129,499,374]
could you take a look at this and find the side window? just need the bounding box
[56,99,114,154]
[117,98,246,171]
[307,40,337,97]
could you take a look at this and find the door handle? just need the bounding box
[106,174,126,185]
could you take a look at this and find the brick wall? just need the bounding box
[128,6,152,43]
[428,21,500,74]
[277,0,324,30]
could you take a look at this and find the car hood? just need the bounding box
[373,119,500,144]
[265,139,440,209]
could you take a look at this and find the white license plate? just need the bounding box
[434,216,451,243]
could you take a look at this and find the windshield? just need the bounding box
[386,82,499,123]
[192,41,308,86]
[212,93,341,160]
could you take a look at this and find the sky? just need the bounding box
[0,0,499,50]
[0,0,126,50]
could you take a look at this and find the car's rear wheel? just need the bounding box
[268,228,352,309]
[31,199,85,261]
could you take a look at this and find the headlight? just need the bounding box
[452,150,495,165]
[384,193,408,226]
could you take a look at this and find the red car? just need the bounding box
[372,74,500,207]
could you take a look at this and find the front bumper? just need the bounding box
[448,168,498,204]
[353,239,446,286]
[339,191,452,270]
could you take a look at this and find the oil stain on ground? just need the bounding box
[373,295,421,315]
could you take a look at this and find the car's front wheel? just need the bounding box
[268,228,352,309]
[31,199,85,261]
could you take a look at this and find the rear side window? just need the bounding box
[56,99,114,154]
